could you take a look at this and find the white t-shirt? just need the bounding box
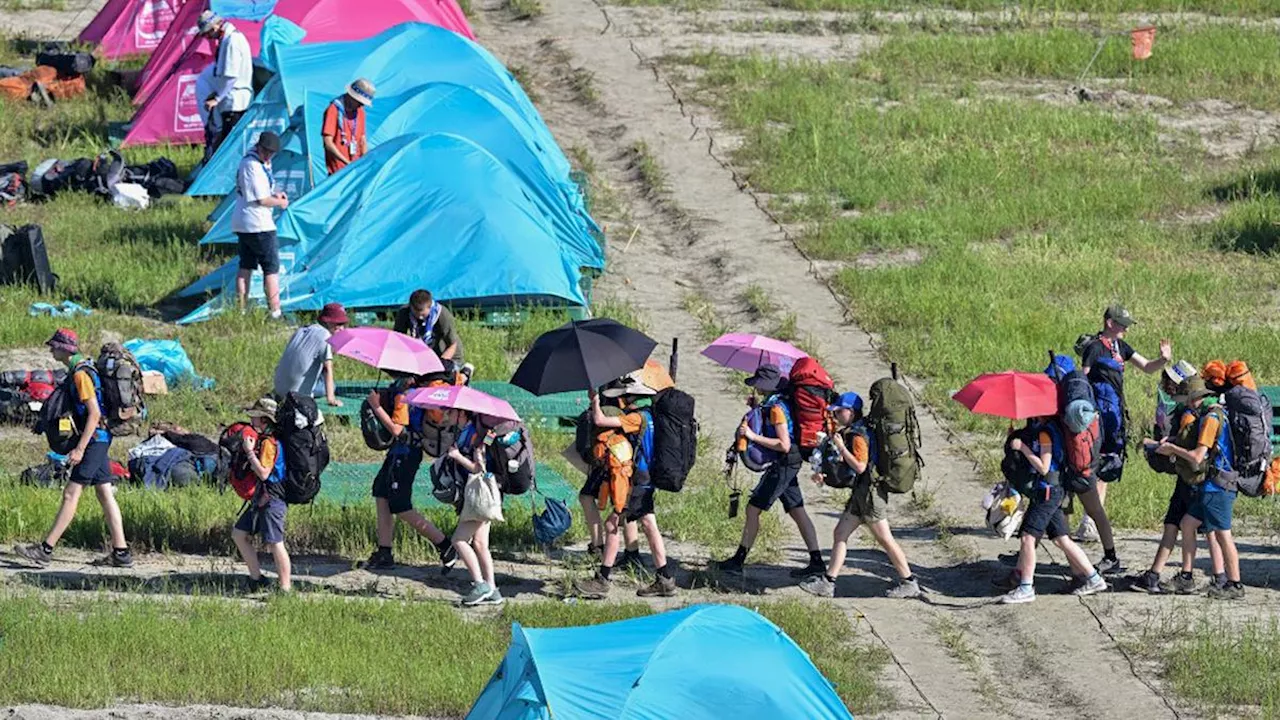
[231,152,276,233]
[213,23,253,113]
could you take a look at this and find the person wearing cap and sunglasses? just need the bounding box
[13,330,133,569]
[800,391,920,600]
[232,131,290,318]
[273,302,348,407]
[322,78,374,175]
[196,10,252,151]
[1152,376,1244,600]
[1074,304,1173,541]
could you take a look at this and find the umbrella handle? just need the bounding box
[670,337,679,383]
[891,362,898,381]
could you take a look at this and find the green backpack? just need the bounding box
[868,371,924,494]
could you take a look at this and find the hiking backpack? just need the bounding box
[1001,426,1039,495]
[417,377,459,458]
[788,358,835,452]
[1082,336,1128,477]
[647,388,698,492]
[275,392,329,504]
[738,402,781,473]
[1059,417,1102,494]
[1173,405,1230,487]
[485,420,536,495]
[819,423,873,490]
[94,342,145,436]
[219,422,260,501]
[867,371,924,494]
[34,371,80,454]
[359,380,406,452]
[573,410,594,466]
[1224,385,1274,497]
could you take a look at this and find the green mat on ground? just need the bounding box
[318,460,577,507]
[324,381,585,430]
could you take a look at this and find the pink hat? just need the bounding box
[318,303,349,326]
[45,328,79,355]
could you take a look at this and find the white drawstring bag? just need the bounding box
[460,472,504,523]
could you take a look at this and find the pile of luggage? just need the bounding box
[0,44,95,106]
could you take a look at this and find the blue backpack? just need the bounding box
[739,396,790,472]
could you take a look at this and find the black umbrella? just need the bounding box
[510,318,657,396]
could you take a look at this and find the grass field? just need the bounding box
[676,29,1280,530]
[0,591,889,715]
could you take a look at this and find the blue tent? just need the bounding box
[196,82,603,270]
[186,22,564,199]
[467,604,854,720]
[178,133,587,324]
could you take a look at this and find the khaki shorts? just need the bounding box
[844,477,890,524]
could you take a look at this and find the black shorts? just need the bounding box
[749,454,804,512]
[372,451,423,515]
[237,230,280,274]
[1021,485,1070,540]
[580,467,605,499]
[69,440,113,487]
[1162,481,1195,528]
[624,482,656,522]
[218,110,245,144]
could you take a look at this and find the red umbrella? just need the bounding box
[953,371,1058,420]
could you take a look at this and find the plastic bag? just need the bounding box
[122,338,215,390]
[111,182,150,210]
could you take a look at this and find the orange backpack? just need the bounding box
[593,430,634,513]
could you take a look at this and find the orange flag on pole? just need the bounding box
[1131,26,1156,60]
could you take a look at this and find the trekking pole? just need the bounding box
[669,337,679,383]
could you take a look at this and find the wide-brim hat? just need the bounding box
[256,131,281,153]
[745,363,786,393]
[1176,376,1215,404]
[245,397,278,419]
[196,10,224,34]
[345,78,376,107]
[45,328,79,355]
[1164,359,1197,386]
[318,302,348,326]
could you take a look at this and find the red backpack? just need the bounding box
[1060,416,1101,493]
[219,422,260,501]
[788,357,835,451]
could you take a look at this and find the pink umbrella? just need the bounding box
[701,333,809,374]
[328,328,443,376]
[405,385,520,423]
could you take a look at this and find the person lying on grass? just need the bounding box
[14,329,133,568]
[230,398,291,592]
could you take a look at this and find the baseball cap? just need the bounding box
[1104,304,1136,328]
[828,391,864,415]
[256,131,281,153]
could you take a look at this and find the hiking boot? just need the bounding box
[637,574,677,598]
[1071,573,1108,597]
[1073,516,1099,543]
[1130,570,1165,595]
[1207,582,1245,601]
[462,581,495,606]
[886,578,922,600]
[992,570,1020,592]
[476,586,505,606]
[789,559,827,579]
[1001,584,1036,604]
[1096,555,1124,576]
[618,551,649,577]
[363,549,395,570]
[799,574,835,598]
[1160,572,1198,595]
[997,552,1020,567]
[12,543,52,567]
[438,543,458,575]
[712,556,744,576]
[574,574,612,600]
[98,549,134,569]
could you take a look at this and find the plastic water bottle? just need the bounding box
[507,459,520,474]
[809,431,828,473]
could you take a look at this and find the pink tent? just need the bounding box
[133,0,473,107]
[79,0,188,59]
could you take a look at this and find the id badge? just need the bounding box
[58,417,72,433]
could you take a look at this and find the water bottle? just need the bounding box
[507,459,520,474]
[809,431,827,474]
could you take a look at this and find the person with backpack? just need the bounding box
[445,412,508,606]
[272,302,348,406]
[713,364,823,579]
[1000,415,1107,604]
[1153,376,1244,599]
[13,329,133,568]
[1074,304,1172,541]
[364,377,458,572]
[575,370,678,599]
[321,79,374,175]
[577,400,645,573]
[230,398,292,591]
[799,392,920,599]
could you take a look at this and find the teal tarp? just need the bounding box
[467,605,854,720]
[187,22,564,199]
[178,133,587,324]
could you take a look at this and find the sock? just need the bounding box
[1018,582,1034,590]
[1214,572,1227,587]
[40,542,54,555]
[823,573,836,583]
[903,575,915,583]
[1232,581,1244,589]
[599,565,613,581]
[1104,548,1117,561]
[731,545,748,564]
[1179,570,1193,580]
[656,564,672,580]
[379,545,393,554]
[808,550,822,565]
[1089,571,1100,582]
[113,547,129,556]
[434,539,450,553]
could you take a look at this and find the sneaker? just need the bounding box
[789,559,827,579]
[1130,570,1165,595]
[438,543,458,575]
[476,586,505,605]
[363,550,395,570]
[997,552,1020,567]
[636,574,677,598]
[12,543,52,567]
[1096,555,1124,575]
[712,556,744,576]
[1207,582,1245,601]
[799,574,835,598]
[573,574,611,600]
[886,578,922,599]
[992,570,1020,591]
[1160,572,1198,595]
[102,549,134,568]
[1071,573,1107,597]
[1001,584,1036,604]
[462,582,495,606]
[1073,516,1099,543]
